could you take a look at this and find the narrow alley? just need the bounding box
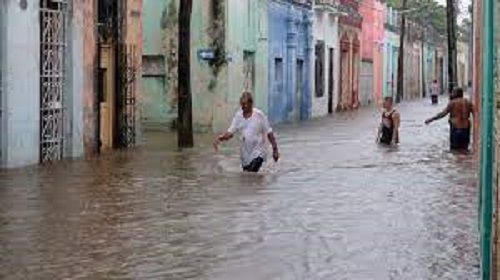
[0,100,479,280]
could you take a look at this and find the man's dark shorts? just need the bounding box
[431,95,438,104]
[450,127,470,151]
[243,157,264,173]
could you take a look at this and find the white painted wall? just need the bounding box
[312,9,340,117]
[3,0,40,168]
[67,3,85,158]
[1,0,85,168]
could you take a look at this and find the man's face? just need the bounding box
[241,98,253,114]
[383,99,392,109]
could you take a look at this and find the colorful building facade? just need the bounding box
[312,0,340,117]
[0,0,143,169]
[337,0,363,110]
[267,0,313,124]
[142,0,269,133]
[403,20,423,100]
[383,5,399,99]
[359,0,385,105]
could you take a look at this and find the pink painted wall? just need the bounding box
[373,0,385,104]
[359,0,385,103]
[359,0,374,60]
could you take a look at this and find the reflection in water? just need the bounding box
[0,101,479,279]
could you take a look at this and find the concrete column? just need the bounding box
[348,35,354,108]
[303,10,313,119]
[3,0,40,168]
[473,0,483,155]
[66,1,84,159]
[285,5,297,120]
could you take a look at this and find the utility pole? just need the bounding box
[421,31,426,98]
[178,0,194,148]
[396,0,408,103]
[446,0,458,95]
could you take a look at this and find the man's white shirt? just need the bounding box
[228,108,273,167]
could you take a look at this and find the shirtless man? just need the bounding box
[377,96,400,146]
[425,88,474,151]
[214,92,280,172]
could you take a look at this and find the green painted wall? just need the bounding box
[142,0,177,131]
[191,0,269,133]
[143,0,166,55]
[142,0,268,133]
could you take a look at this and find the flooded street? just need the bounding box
[0,100,479,280]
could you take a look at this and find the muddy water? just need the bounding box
[0,100,479,279]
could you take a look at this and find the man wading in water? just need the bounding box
[214,92,280,173]
[377,96,400,146]
[425,88,474,152]
[430,79,440,104]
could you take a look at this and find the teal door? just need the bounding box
[142,76,174,131]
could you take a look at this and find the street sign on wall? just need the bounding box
[197,49,215,61]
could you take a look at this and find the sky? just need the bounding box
[437,0,472,22]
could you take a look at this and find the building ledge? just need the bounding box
[314,4,341,16]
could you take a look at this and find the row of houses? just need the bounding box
[142,0,470,133]
[0,0,470,169]
[0,0,143,168]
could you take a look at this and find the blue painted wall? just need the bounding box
[268,1,312,124]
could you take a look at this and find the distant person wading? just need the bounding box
[430,80,440,104]
[377,96,400,147]
[214,92,280,173]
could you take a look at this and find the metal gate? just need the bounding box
[40,0,68,162]
[116,44,137,148]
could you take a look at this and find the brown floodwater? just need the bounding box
[0,100,479,279]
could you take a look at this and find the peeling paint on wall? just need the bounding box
[207,0,226,90]
[162,0,178,107]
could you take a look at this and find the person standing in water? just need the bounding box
[214,92,280,173]
[425,87,474,151]
[377,96,400,146]
[430,79,440,104]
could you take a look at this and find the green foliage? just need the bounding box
[387,0,447,35]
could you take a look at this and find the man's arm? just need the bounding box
[214,114,238,150]
[391,111,400,145]
[263,114,279,162]
[425,103,452,124]
[267,132,280,162]
[218,132,234,142]
[469,101,475,119]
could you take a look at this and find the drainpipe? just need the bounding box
[480,0,495,278]
[421,28,426,98]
